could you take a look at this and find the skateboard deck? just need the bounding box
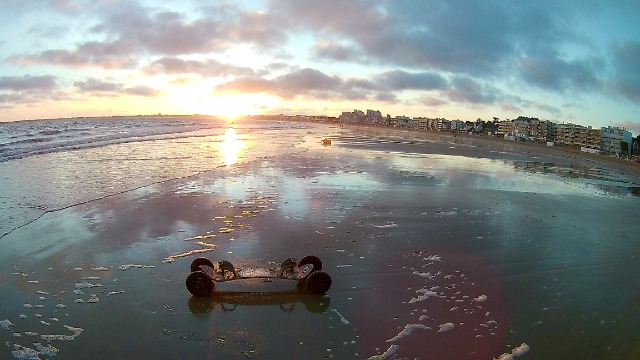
[199,262,314,282]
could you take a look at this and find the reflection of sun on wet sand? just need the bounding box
[221,127,243,166]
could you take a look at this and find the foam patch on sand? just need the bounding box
[367,344,399,360]
[438,322,455,332]
[0,319,14,330]
[118,264,155,271]
[366,251,514,359]
[386,324,430,343]
[373,222,398,229]
[494,343,530,359]
[2,266,120,358]
[408,288,445,303]
[332,309,351,325]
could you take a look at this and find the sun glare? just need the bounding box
[208,93,280,121]
[221,127,243,166]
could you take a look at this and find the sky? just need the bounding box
[0,0,639,134]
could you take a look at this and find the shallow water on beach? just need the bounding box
[1,118,639,359]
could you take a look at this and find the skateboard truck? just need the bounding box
[218,260,237,278]
[279,257,296,275]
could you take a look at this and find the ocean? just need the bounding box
[0,116,312,238]
[1,116,639,359]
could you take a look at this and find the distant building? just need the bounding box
[555,123,582,146]
[497,121,513,136]
[513,118,532,138]
[529,119,555,142]
[578,126,601,149]
[601,126,632,155]
[365,109,383,125]
[450,119,465,132]
[436,119,451,131]
[339,109,365,123]
[395,115,411,127]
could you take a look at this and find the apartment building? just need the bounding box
[576,126,601,149]
[497,121,513,136]
[601,126,632,155]
[366,109,383,125]
[529,120,555,142]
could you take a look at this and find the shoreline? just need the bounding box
[327,121,640,177]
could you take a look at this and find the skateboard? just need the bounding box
[186,255,332,296]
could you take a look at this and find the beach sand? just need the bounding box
[1,123,639,359]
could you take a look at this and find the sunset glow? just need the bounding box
[0,1,639,133]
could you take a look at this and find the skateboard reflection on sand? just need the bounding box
[188,289,331,314]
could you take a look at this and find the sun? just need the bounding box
[209,94,247,120]
[208,93,280,121]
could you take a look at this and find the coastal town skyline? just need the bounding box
[1,1,639,135]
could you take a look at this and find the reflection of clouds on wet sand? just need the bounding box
[359,251,511,359]
[2,264,159,359]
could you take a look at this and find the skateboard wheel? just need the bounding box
[298,255,322,271]
[190,257,214,272]
[186,271,214,296]
[306,271,332,294]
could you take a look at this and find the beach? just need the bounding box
[1,118,639,359]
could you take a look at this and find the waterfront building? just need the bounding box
[436,119,451,131]
[366,109,383,125]
[339,109,365,123]
[576,126,601,149]
[395,116,411,127]
[513,118,531,138]
[554,123,582,146]
[601,126,633,155]
[450,119,465,132]
[531,120,555,142]
[497,121,513,136]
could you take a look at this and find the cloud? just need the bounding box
[124,86,160,97]
[445,77,498,104]
[216,68,342,99]
[10,2,286,70]
[74,78,122,92]
[94,3,286,54]
[272,0,519,75]
[0,75,64,107]
[517,55,601,92]
[378,70,448,91]
[74,78,160,97]
[10,42,139,69]
[420,96,448,107]
[609,41,640,103]
[145,57,255,78]
[312,39,362,62]
[215,67,451,102]
[612,121,640,136]
[0,75,57,91]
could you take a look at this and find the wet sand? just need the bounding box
[1,124,639,359]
